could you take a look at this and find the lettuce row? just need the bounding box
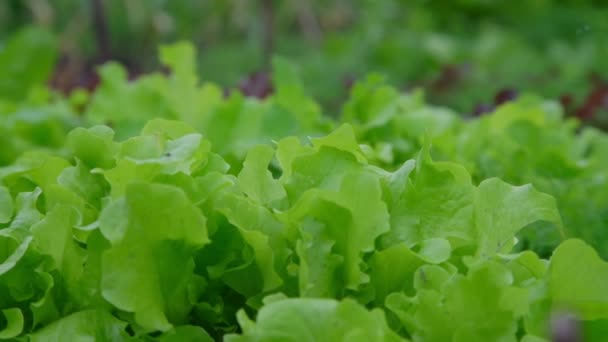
[1,41,608,340]
[1,119,607,340]
[344,77,608,258]
[37,41,603,259]
[4,40,605,259]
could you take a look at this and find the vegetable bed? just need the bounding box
[1,42,608,341]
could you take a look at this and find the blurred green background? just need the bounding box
[1,0,608,126]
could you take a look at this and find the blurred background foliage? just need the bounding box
[1,0,608,127]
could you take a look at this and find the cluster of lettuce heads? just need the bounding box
[1,41,608,341]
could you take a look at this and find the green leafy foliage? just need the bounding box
[225,298,406,342]
[346,77,608,258]
[0,27,57,100]
[1,40,608,341]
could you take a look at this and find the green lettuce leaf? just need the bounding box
[549,239,608,320]
[225,298,406,342]
[0,308,24,339]
[474,178,564,259]
[100,182,209,331]
[28,310,129,342]
[380,143,475,249]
